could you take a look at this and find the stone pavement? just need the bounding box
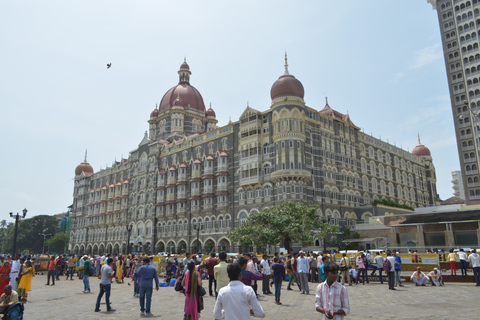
[24,274,480,319]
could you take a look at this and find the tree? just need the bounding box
[228,201,338,253]
[329,227,361,251]
[3,215,58,254]
[46,233,70,254]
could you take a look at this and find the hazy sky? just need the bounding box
[0,1,455,221]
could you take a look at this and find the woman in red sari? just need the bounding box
[0,261,11,295]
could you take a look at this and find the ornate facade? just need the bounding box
[70,57,439,255]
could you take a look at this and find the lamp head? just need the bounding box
[9,212,13,218]
[22,208,27,218]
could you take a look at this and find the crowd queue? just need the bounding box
[0,247,478,319]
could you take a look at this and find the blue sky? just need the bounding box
[0,1,455,221]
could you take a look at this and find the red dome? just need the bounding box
[150,108,158,118]
[206,106,216,117]
[270,74,304,100]
[180,61,190,70]
[160,83,205,111]
[412,144,431,157]
[75,162,94,176]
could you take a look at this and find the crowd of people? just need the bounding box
[0,247,479,319]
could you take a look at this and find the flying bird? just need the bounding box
[107,63,112,69]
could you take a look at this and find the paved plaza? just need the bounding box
[25,274,480,319]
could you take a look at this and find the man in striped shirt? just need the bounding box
[315,261,350,320]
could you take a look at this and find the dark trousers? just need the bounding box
[262,274,270,293]
[208,275,216,295]
[473,267,480,285]
[358,268,369,284]
[55,265,62,280]
[252,281,258,295]
[95,283,112,311]
[274,279,282,303]
[47,270,55,285]
[460,260,467,275]
[387,271,395,289]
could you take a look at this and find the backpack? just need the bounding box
[286,260,292,270]
[383,258,391,272]
[174,272,184,292]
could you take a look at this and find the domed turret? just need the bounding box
[75,150,94,176]
[206,103,216,118]
[150,104,158,118]
[270,53,304,101]
[412,135,431,157]
[159,59,206,112]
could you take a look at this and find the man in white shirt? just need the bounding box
[458,249,468,276]
[95,257,116,312]
[386,251,396,290]
[297,251,310,294]
[260,254,272,295]
[9,254,21,292]
[213,263,264,320]
[468,249,480,286]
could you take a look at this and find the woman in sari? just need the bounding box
[0,261,11,295]
[18,261,33,301]
[181,261,202,320]
[116,256,124,283]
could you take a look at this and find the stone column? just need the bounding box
[444,223,455,247]
[415,224,425,248]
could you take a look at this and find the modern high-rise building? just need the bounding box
[69,58,439,255]
[428,0,480,204]
[451,170,466,199]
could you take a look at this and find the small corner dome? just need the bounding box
[75,162,94,176]
[150,108,158,118]
[412,144,431,157]
[206,106,216,117]
[180,61,190,70]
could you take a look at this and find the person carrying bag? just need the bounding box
[339,254,351,286]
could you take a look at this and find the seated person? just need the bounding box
[348,266,358,285]
[0,285,19,316]
[410,267,429,286]
[427,268,443,286]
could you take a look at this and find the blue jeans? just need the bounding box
[473,267,480,285]
[67,267,75,279]
[83,274,90,291]
[134,274,140,294]
[460,260,467,275]
[274,279,282,303]
[358,268,369,284]
[394,270,402,286]
[56,265,62,280]
[139,287,153,314]
[287,271,301,290]
[95,283,112,311]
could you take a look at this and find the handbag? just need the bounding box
[198,285,206,297]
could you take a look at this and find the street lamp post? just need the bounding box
[126,224,133,255]
[195,224,201,254]
[39,232,52,254]
[9,208,27,256]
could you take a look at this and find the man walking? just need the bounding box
[386,252,396,290]
[372,253,384,284]
[214,251,229,298]
[458,249,468,276]
[287,253,301,291]
[393,251,403,287]
[66,254,76,280]
[297,251,310,294]
[339,253,351,286]
[95,257,115,312]
[271,257,284,305]
[213,263,264,319]
[82,255,91,293]
[205,252,218,296]
[468,249,480,286]
[260,254,272,294]
[137,257,159,317]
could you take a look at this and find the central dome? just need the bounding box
[270,74,304,100]
[159,60,206,112]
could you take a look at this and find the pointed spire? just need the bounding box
[418,133,421,145]
[284,52,289,75]
[247,101,249,107]
[84,149,88,163]
[184,56,187,63]
[209,102,212,109]
[325,96,329,106]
